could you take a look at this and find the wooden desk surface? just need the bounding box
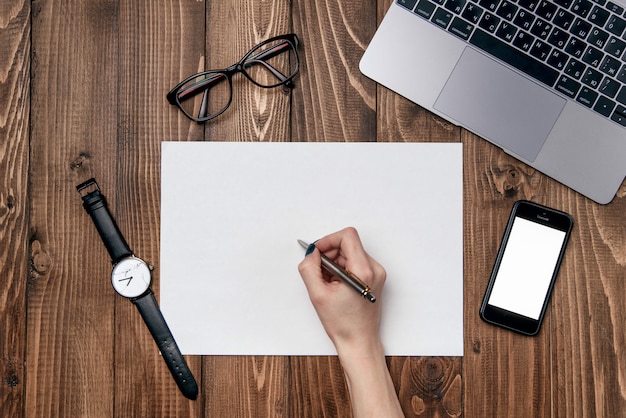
[2,0,625,416]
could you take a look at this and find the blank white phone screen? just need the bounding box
[488,217,566,320]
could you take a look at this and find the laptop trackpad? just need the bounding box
[434,48,565,162]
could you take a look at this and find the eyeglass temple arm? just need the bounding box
[175,73,225,102]
[249,40,292,63]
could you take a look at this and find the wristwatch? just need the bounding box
[76,178,198,400]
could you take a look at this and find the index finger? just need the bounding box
[314,227,375,282]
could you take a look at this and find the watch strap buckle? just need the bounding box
[76,178,100,198]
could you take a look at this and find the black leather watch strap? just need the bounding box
[76,178,132,263]
[133,291,199,400]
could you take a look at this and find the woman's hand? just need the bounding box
[297,227,386,357]
[297,227,404,418]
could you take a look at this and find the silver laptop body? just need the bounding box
[361,0,626,204]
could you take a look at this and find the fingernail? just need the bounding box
[305,243,316,256]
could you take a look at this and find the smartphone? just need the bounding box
[480,200,573,335]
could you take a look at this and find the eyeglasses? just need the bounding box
[167,34,300,124]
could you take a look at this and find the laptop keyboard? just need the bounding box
[398,0,626,126]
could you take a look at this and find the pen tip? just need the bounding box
[297,239,308,249]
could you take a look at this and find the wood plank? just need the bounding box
[371,0,464,410]
[292,0,377,142]
[114,0,205,415]
[289,356,352,417]
[0,0,30,415]
[551,185,626,417]
[28,0,119,416]
[205,0,293,142]
[377,87,460,143]
[201,1,293,416]
[289,0,382,416]
[205,356,289,418]
[389,357,462,417]
[462,132,552,417]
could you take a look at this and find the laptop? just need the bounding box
[360,0,626,204]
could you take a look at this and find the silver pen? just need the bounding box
[298,239,376,303]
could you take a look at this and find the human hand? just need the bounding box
[297,227,386,358]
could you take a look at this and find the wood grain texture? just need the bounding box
[289,356,352,418]
[115,0,205,415]
[205,0,293,143]
[4,0,626,416]
[551,189,626,418]
[292,0,377,142]
[463,132,554,418]
[0,0,30,416]
[29,0,119,416]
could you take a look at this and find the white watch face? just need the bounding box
[111,257,152,298]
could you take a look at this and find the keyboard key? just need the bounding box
[604,36,626,57]
[479,0,499,12]
[553,9,575,30]
[554,0,573,8]
[606,1,624,15]
[416,0,438,18]
[611,105,626,126]
[599,77,620,97]
[599,55,622,77]
[518,0,539,11]
[588,27,609,48]
[432,7,454,27]
[448,17,475,39]
[570,18,592,38]
[398,0,419,10]
[530,39,552,59]
[565,58,587,78]
[496,1,518,20]
[445,0,466,14]
[582,45,604,67]
[617,65,626,83]
[531,18,553,39]
[469,28,560,86]
[496,21,518,41]
[565,36,586,57]
[514,10,535,30]
[513,30,536,51]
[593,95,616,116]
[548,49,569,69]
[605,15,626,37]
[588,6,610,27]
[556,75,582,97]
[463,3,485,23]
[616,86,626,105]
[479,12,501,32]
[577,86,599,106]
[582,67,604,87]
[571,0,593,17]
[548,28,570,48]
[536,1,558,20]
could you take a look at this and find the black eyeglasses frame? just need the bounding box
[167,33,300,124]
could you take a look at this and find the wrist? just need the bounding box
[336,339,405,418]
[335,337,386,374]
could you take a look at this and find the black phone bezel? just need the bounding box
[479,200,573,336]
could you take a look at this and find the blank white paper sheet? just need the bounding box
[160,141,463,356]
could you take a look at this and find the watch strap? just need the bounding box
[77,178,132,263]
[133,291,199,400]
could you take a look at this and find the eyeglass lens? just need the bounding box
[175,37,298,122]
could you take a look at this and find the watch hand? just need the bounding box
[118,276,133,286]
